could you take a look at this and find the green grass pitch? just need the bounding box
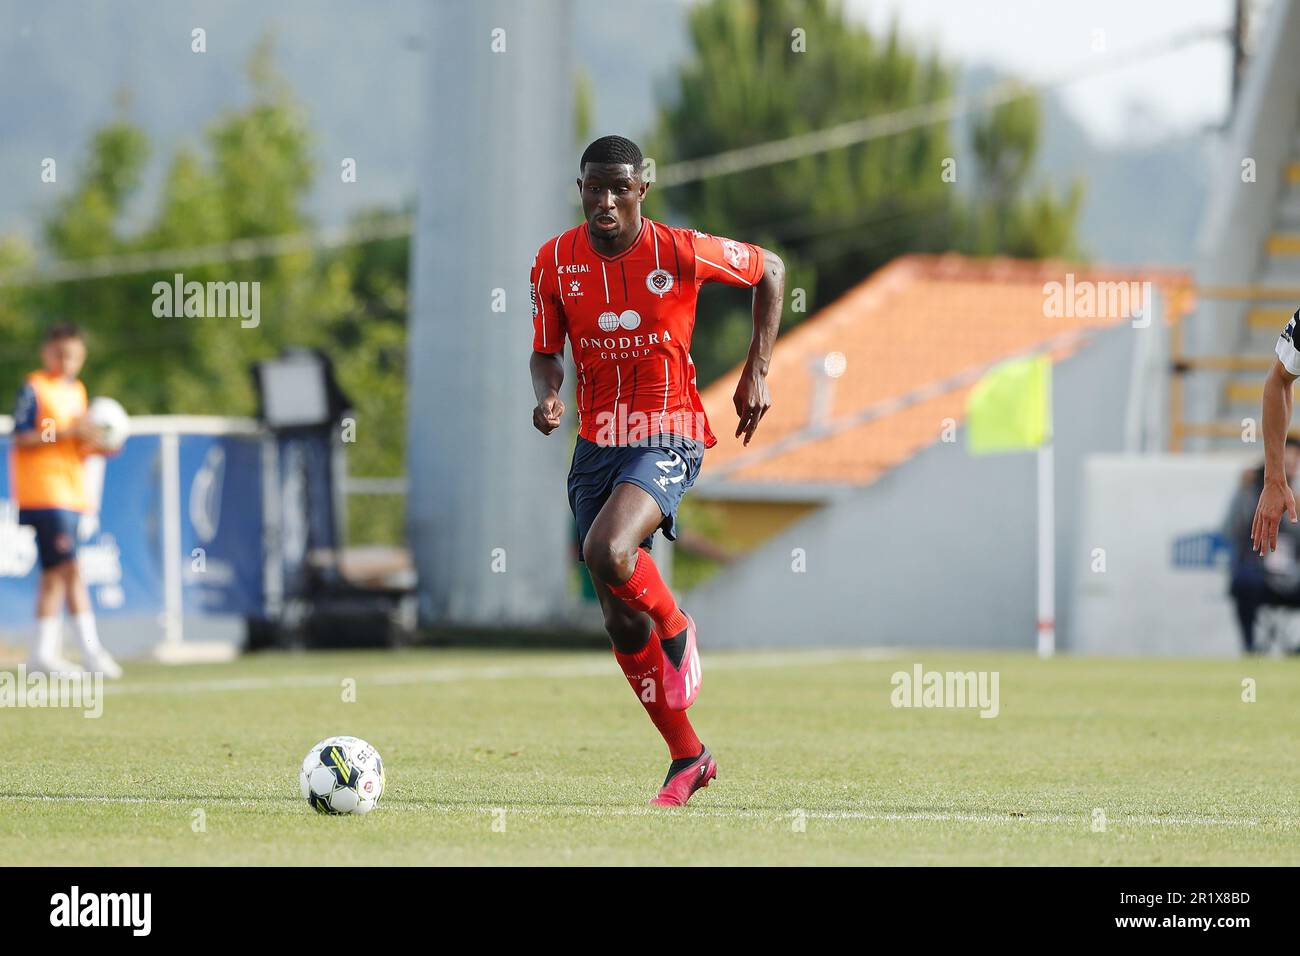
[1,647,1297,865]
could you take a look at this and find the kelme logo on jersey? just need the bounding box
[646,268,674,295]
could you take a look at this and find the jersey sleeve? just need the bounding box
[11,382,37,433]
[691,231,765,288]
[1277,309,1300,375]
[530,245,567,354]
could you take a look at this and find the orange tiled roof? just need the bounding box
[697,254,1191,486]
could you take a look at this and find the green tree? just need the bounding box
[964,91,1082,258]
[646,0,1081,384]
[1,35,409,546]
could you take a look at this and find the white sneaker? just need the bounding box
[81,649,123,679]
[26,652,82,676]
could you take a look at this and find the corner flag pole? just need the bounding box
[1036,440,1056,659]
[965,351,1058,658]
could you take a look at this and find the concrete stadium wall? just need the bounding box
[683,323,1136,650]
[1070,454,1252,657]
[1186,0,1300,442]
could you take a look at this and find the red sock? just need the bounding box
[614,636,701,760]
[608,548,688,638]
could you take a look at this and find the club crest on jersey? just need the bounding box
[646,268,674,296]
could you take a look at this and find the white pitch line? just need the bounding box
[1,794,1285,828]
[97,648,903,697]
[377,804,1279,827]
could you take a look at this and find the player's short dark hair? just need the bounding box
[44,321,83,344]
[580,135,644,177]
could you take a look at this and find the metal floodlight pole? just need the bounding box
[407,0,575,629]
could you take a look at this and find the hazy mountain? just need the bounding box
[958,64,1215,267]
[0,0,688,242]
[0,2,1211,269]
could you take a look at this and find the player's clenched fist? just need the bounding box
[533,394,565,435]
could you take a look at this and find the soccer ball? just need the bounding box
[299,736,385,815]
[87,396,131,452]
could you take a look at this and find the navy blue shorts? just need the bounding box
[18,508,81,570]
[568,434,703,562]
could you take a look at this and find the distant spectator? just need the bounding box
[1226,437,1300,652]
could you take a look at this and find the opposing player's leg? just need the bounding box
[29,567,75,674]
[584,480,701,711]
[23,508,77,675]
[64,559,121,678]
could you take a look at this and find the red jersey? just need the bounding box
[530,218,765,448]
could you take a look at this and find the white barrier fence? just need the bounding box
[1070,453,1259,656]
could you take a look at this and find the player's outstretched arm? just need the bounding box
[530,350,566,436]
[1252,357,1299,553]
[732,247,785,445]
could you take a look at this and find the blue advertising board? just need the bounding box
[0,429,269,630]
[0,435,165,624]
[179,433,264,614]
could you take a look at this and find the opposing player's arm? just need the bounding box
[75,426,114,457]
[1253,310,1300,552]
[732,246,785,445]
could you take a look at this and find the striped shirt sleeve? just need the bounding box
[1277,309,1300,375]
[530,244,566,354]
[691,230,765,288]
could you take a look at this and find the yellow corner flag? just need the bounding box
[966,354,1052,454]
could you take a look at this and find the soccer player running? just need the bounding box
[528,135,784,806]
[10,322,122,678]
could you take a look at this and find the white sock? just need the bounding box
[74,613,103,656]
[34,616,62,659]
